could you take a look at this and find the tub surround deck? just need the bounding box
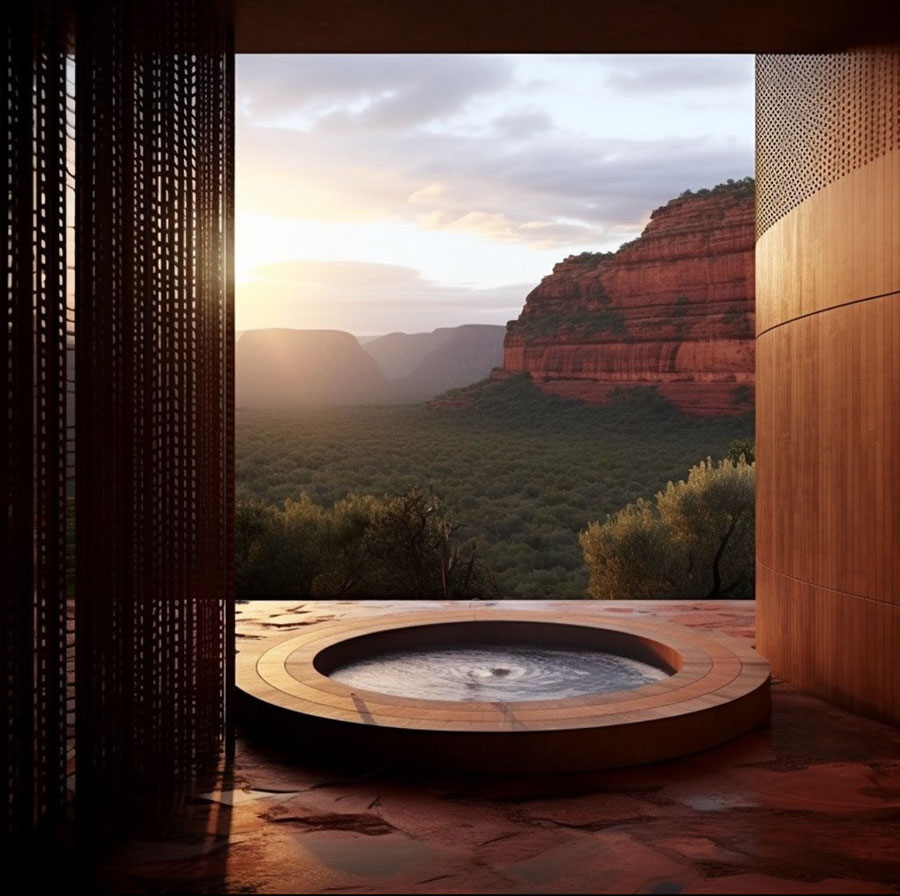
[95,600,900,894]
[238,607,770,773]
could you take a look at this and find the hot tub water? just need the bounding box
[328,641,669,702]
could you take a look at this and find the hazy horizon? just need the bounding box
[236,54,754,335]
[236,322,507,340]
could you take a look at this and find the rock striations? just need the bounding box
[501,183,755,415]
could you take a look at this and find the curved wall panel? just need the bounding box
[756,50,900,723]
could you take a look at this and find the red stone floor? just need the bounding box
[96,600,900,894]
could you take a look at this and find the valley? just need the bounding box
[237,376,754,598]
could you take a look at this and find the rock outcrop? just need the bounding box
[502,182,755,415]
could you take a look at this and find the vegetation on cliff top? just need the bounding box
[508,306,627,340]
[677,176,755,200]
[561,250,616,266]
[559,179,754,267]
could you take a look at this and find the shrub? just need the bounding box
[678,177,755,200]
[725,438,755,464]
[581,457,755,600]
[236,487,495,599]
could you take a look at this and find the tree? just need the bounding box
[236,494,333,598]
[311,493,380,597]
[236,497,278,598]
[578,497,684,601]
[725,438,755,465]
[358,487,495,598]
[235,487,496,600]
[580,457,755,600]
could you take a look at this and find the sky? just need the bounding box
[235,55,754,336]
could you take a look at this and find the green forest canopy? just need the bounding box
[236,376,754,598]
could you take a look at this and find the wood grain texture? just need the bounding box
[756,49,900,725]
[756,566,900,722]
[756,151,900,333]
[756,296,900,602]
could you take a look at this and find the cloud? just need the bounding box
[492,111,554,139]
[408,183,445,203]
[236,260,532,334]
[562,54,753,94]
[447,211,520,242]
[234,53,754,335]
[237,54,514,129]
[237,115,752,249]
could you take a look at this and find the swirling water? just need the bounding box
[328,642,669,702]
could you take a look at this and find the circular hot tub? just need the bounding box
[237,609,770,774]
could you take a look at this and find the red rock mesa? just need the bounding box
[501,182,755,415]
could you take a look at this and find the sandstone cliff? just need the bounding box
[502,182,755,415]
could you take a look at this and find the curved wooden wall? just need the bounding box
[756,50,900,723]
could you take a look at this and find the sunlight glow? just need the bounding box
[236,54,753,334]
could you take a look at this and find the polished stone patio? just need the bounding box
[96,601,900,894]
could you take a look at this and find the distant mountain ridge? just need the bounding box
[236,328,387,407]
[236,324,505,407]
[364,325,505,400]
[362,328,455,379]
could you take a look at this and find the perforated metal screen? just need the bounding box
[756,49,900,237]
[4,0,234,840]
[3,0,74,841]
